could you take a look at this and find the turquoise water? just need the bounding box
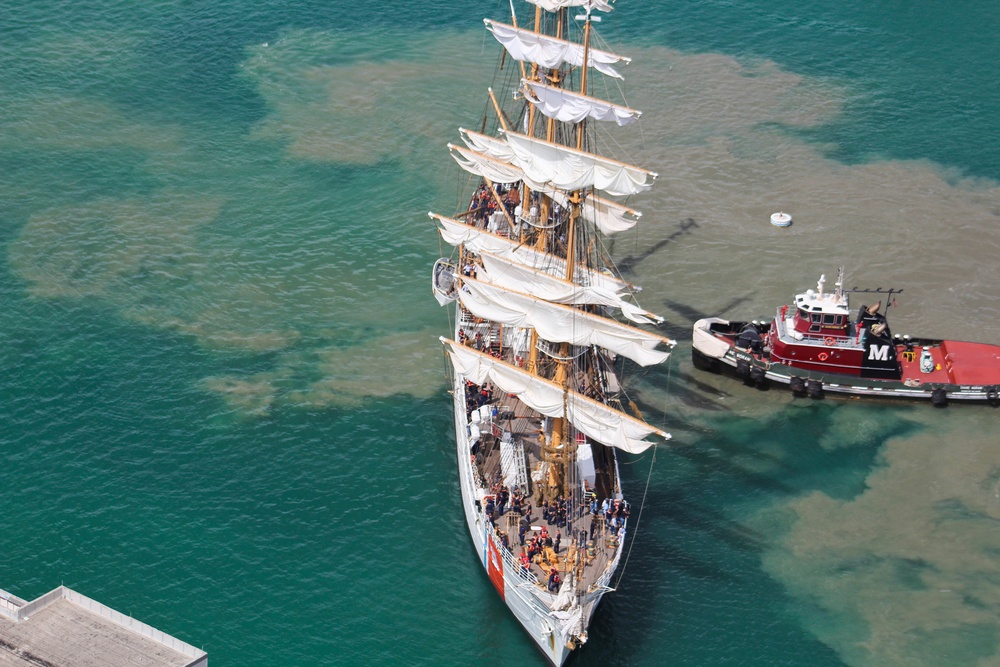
[2,1,1000,665]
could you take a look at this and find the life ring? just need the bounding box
[818,352,829,362]
[824,337,835,346]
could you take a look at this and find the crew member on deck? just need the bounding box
[548,569,561,593]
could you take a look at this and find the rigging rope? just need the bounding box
[612,349,672,589]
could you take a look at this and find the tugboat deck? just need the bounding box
[899,340,1000,386]
[692,270,1000,402]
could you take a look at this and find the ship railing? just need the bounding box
[470,457,487,490]
[774,307,786,335]
[595,536,622,588]
[774,307,855,348]
[806,334,852,348]
[493,530,541,586]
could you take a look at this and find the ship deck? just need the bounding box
[477,391,623,595]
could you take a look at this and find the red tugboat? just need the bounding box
[692,269,1000,405]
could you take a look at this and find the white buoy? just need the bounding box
[770,211,792,227]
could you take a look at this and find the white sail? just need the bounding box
[460,128,512,160]
[582,194,640,235]
[484,20,630,80]
[462,127,656,199]
[453,131,531,187]
[432,213,631,293]
[458,127,523,166]
[459,277,672,367]
[453,131,564,199]
[523,80,641,126]
[457,129,644,233]
[442,338,669,453]
[503,130,656,197]
[525,0,614,12]
[450,143,528,186]
[477,251,662,324]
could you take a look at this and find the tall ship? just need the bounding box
[429,1,675,663]
[693,269,1000,404]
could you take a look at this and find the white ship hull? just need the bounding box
[449,368,621,666]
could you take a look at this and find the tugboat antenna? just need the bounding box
[846,286,904,310]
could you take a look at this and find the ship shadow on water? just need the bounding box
[614,218,700,276]
[625,292,757,413]
[637,362,737,412]
[660,294,754,326]
[578,400,905,664]
[575,459,773,665]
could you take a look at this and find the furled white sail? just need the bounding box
[442,338,669,453]
[526,0,614,12]
[523,80,641,126]
[459,278,672,367]
[431,213,631,293]
[484,20,630,80]
[504,130,656,197]
[477,251,662,324]
[551,571,579,612]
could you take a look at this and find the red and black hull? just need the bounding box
[693,317,1000,405]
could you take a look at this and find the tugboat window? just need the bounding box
[823,314,836,324]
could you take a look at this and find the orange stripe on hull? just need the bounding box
[487,535,505,600]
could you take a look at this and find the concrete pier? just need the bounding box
[0,584,206,667]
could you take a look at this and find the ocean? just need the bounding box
[2,1,999,665]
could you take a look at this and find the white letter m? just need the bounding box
[868,345,889,361]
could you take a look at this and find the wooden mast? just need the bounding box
[545,8,596,504]
[525,4,546,376]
